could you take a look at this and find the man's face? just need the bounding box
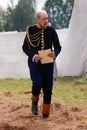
[37,13,48,28]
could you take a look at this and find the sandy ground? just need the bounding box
[0,92,87,130]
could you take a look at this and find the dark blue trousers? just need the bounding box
[28,59,54,104]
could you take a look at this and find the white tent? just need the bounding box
[57,0,87,76]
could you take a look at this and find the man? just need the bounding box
[22,10,61,118]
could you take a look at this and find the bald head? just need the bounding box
[36,10,48,19]
[36,10,48,29]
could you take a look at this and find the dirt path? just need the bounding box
[0,93,87,130]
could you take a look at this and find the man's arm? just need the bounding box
[22,36,42,62]
[52,29,62,58]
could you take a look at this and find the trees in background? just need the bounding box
[0,0,74,31]
[0,0,36,32]
[44,0,74,29]
[13,0,36,31]
[0,6,5,31]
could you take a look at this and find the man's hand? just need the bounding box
[33,54,42,62]
[47,51,55,59]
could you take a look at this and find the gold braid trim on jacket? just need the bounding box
[26,26,42,48]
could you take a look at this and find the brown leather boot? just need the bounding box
[31,95,39,115]
[42,104,51,118]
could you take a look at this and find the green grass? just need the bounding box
[53,76,87,108]
[0,78,32,93]
[0,76,87,108]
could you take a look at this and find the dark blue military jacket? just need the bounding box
[22,25,61,61]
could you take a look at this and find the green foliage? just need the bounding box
[0,8,5,31]
[13,0,36,31]
[4,6,15,31]
[0,0,74,31]
[1,0,36,31]
[44,0,74,29]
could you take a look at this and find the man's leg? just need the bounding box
[29,62,43,115]
[31,94,39,115]
[42,63,54,118]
